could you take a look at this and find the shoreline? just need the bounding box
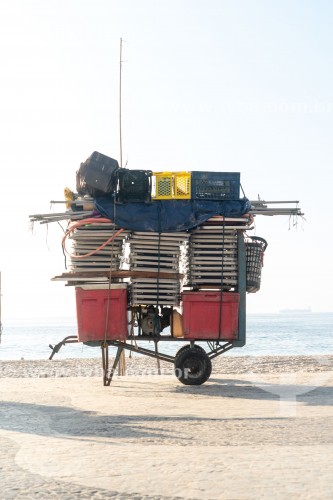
[1,354,332,378]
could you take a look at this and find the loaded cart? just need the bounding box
[31,152,302,386]
[54,220,258,387]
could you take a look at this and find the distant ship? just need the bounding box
[279,306,312,313]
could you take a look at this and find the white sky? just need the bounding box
[0,0,332,320]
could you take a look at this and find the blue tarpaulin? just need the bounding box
[95,197,251,232]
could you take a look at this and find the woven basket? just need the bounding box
[245,237,268,293]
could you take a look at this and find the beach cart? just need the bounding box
[49,215,267,386]
[34,157,300,386]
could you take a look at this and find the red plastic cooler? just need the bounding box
[181,291,239,340]
[75,284,128,342]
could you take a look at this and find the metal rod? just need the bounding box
[48,336,78,359]
[119,37,123,168]
[251,208,302,212]
[250,210,304,216]
[208,343,234,360]
[105,345,124,386]
[101,343,108,386]
[154,340,161,374]
[250,200,300,205]
[108,340,175,363]
[235,232,246,347]
[0,271,2,344]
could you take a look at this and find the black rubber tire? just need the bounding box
[174,347,212,385]
[175,344,206,359]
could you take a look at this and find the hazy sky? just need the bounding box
[0,0,332,320]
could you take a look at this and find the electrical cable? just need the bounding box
[62,218,124,259]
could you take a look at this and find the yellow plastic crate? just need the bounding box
[174,172,191,198]
[153,172,191,200]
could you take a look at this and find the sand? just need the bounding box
[0,355,333,499]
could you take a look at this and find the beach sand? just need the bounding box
[0,355,333,499]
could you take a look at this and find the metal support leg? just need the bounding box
[101,342,109,386]
[102,344,124,386]
[154,340,161,375]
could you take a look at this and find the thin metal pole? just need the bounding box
[234,232,246,347]
[0,271,1,324]
[154,340,161,375]
[119,37,123,168]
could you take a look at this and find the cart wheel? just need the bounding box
[174,347,212,385]
[175,344,206,358]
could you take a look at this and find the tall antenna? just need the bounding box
[0,271,2,344]
[119,37,123,168]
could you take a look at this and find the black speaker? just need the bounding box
[76,151,119,196]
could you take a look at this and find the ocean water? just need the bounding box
[0,313,332,361]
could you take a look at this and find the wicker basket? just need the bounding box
[245,237,268,293]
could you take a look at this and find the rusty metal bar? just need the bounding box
[48,336,78,360]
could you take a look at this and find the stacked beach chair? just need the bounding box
[187,216,252,290]
[68,222,130,273]
[128,231,189,306]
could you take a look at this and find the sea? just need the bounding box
[0,312,332,361]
